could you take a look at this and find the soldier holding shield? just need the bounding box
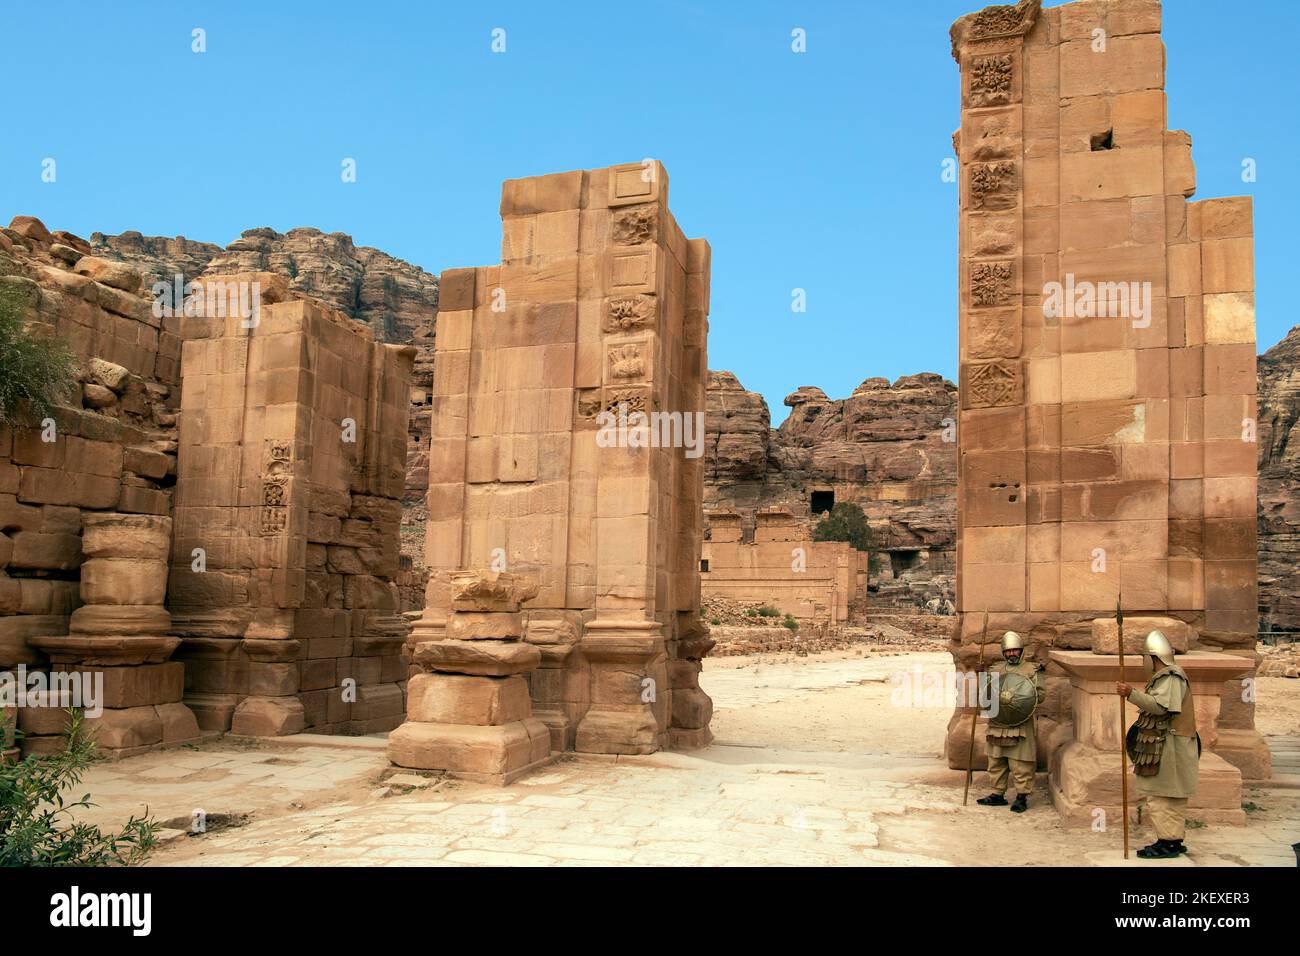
[976,631,1045,813]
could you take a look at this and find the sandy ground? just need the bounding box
[708,648,1300,749]
[48,648,1300,867]
[706,649,952,755]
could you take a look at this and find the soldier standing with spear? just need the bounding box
[1117,629,1202,859]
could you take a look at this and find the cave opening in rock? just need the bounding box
[810,490,835,515]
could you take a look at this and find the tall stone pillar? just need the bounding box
[401,162,712,777]
[946,0,1269,806]
[28,513,200,756]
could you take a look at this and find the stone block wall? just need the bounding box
[946,0,1268,781]
[0,216,191,755]
[702,510,868,624]
[167,277,414,736]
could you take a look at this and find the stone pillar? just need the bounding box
[408,162,712,771]
[388,571,551,784]
[946,0,1269,788]
[26,513,199,757]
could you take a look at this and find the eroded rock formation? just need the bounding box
[704,369,958,608]
[1258,324,1300,635]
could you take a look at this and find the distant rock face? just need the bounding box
[91,226,438,346]
[704,369,958,608]
[90,226,439,499]
[1258,325,1300,635]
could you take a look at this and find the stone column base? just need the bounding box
[576,622,667,755]
[1213,728,1273,782]
[1050,740,1246,827]
[388,718,552,785]
[25,637,201,757]
[231,695,306,736]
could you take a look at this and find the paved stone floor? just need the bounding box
[61,652,1299,867]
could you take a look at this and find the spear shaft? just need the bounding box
[962,611,989,806]
[1118,595,1130,859]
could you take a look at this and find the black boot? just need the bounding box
[1010,794,1028,813]
[976,793,1008,806]
[1167,840,1188,856]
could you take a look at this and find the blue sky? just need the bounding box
[3,1,1295,424]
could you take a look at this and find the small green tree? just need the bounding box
[0,711,158,867]
[813,501,879,573]
[0,281,77,428]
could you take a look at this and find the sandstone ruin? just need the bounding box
[0,1,1289,851]
[947,0,1270,824]
[0,221,413,756]
[387,162,715,781]
[702,509,867,625]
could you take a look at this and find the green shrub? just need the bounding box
[813,501,881,574]
[756,605,779,618]
[0,711,158,867]
[0,281,77,428]
[781,614,799,632]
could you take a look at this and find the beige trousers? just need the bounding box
[988,755,1035,796]
[1146,795,1188,841]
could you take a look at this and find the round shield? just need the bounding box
[989,672,1037,727]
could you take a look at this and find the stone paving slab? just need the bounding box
[52,652,1299,867]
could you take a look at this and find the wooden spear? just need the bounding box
[1117,594,1130,859]
[963,610,989,806]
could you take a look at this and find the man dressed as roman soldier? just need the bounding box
[1117,629,1201,860]
[976,631,1044,814]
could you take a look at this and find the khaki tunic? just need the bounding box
[1128,665,1199,799]
[984,659,1044,763]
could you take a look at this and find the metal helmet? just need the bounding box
[1001,631,1024,652]
[1144,629,1176,667]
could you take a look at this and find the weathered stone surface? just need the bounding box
[387,718,550,779]
[1257,324,1300,635]
[71,256,142,292]
[82,705,163,751]
[412,639,541,677]
[406,673,531,725]
[230,696,306,736]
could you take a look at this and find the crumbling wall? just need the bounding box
[167,277,414,736]
[0,215,187,755]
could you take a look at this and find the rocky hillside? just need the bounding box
[1258,325,1300,635]
[705,370,958,608]
[90,227,439,500]
[91,227,438,345]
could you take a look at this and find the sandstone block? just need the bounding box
[387,718,550,778]
[230,696,306,736]
[83,705,163,750]
[406,673,531,726]
[412,639,541,677]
